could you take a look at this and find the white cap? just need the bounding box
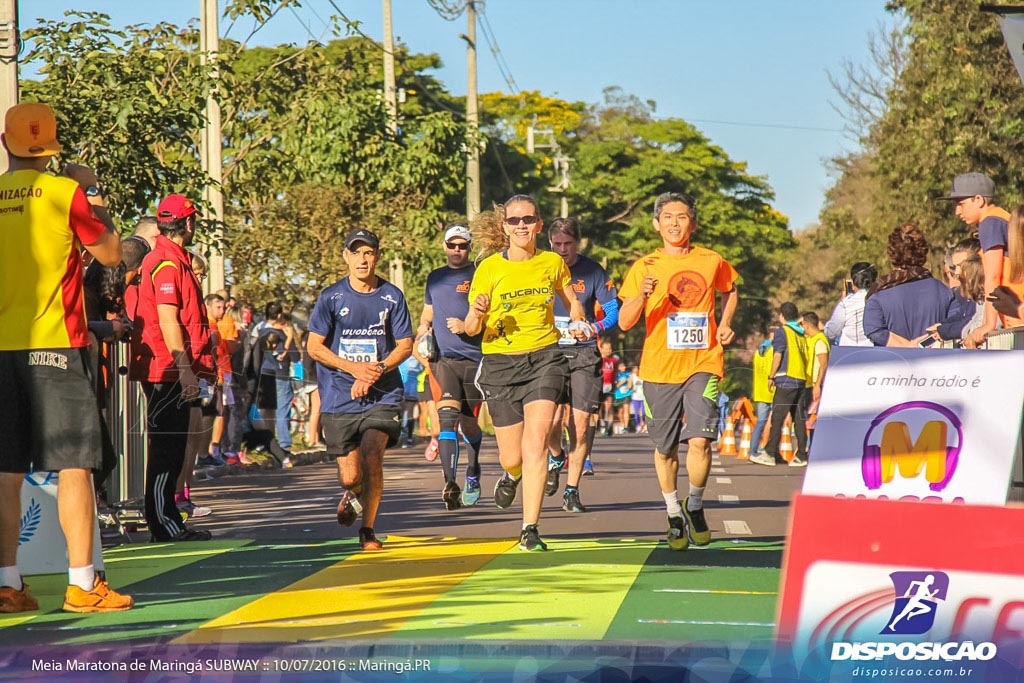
[444,225,472,243]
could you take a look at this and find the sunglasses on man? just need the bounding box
[445,241,470,251]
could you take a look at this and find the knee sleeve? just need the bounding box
[438,406,460,440]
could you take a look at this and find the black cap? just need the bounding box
[344,228,380,251]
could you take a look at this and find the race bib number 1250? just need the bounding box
[666,312,709,350]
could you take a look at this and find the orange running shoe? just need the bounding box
[62,576,134,613]
[0,583,39,613]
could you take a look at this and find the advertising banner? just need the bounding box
[19,471,105,575]
[801,347,1024,504]
[777,495,1024,678]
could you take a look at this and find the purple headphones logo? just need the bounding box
[861,401,963,492]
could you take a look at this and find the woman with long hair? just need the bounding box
[863,222,955,347]
[464,195,589,551]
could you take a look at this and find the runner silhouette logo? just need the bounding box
[882,571,948,635]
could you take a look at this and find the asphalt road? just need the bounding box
[189,432,806,546]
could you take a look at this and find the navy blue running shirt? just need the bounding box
[553,254,617,346]
[424,264,483,361]
[309,277,413,413]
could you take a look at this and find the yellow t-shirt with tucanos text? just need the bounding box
[468,250,570,355]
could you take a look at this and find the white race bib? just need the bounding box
[666,312,709,350]
[337,338,379,363]
[554,316,576,345]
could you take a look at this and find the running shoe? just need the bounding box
[462,476,481,506]
[544,455,564,496]
[667,515,689,551]
[682,497,711,546]
[749,452,778,467]
[582,458,595,476]
[519,524,548,551]
[0,583,38,613]
[237,451,255,466]
[150,527,212,543]
[359,527,383,551]
[281,456,294,469]
[424,437,439,462]
[62,576,134,613]
[493,472,520,509]
[195,455,225,468]
[442,481,462,510]
[176,498,212,519]
[336,489,363,527]
[789,457,808,468]
[562,488,586,513]
[223,453,240,465]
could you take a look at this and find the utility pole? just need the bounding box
[200,0,225,294]
[382,0,397,135]
[382,0,404,291]
[0,0,18,175]
[464,0,480,221]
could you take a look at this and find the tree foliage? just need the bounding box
[21,12,213,227]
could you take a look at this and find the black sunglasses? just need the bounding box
[445,241,470,251]
[504,215,539,226]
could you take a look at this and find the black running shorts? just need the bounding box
[0,348,102,473]
[476,345,568,428]
[322,403,402,455]
[557,344,602,414]
[433,356,483,417]
[643,373,720,455]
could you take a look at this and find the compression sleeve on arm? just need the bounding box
[594,297,620,333]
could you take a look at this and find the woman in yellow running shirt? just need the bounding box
[465,194,589,551]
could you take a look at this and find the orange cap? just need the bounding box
[3,103,61,158]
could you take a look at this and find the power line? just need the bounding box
[426,0,469,21]
[686,117,842,134]
[477,4,518,92]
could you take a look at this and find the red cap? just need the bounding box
[156,194,197,222]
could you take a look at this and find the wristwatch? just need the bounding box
[376,362,387,372]
[84,185,102,197]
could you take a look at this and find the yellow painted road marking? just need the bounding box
[174,536,515,643]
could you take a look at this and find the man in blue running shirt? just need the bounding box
[307,228,413,551]
[417,224,486,510]
[544,218,619,513]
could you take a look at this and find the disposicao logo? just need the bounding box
[830,570,997,663]
[883,571,948,635]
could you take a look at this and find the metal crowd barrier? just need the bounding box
[103,342,148,504]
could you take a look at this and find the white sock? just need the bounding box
[68,565,96,591]
[522,522,537,531]
[687,485,706,511]
[663,491,683,517]
[1,565,22,590]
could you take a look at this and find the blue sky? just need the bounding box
[23,1,894,230]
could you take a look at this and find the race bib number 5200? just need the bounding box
[337,338,378,363]
[666,312,709,350]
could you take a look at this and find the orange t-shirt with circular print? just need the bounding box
[620,247,738,383]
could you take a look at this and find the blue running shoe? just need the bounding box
[462,476,481,506]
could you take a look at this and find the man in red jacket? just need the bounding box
[130,194,216,542]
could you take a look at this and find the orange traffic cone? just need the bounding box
[737,418,752,460]
[718,417,738,456]
[779,419,794,462]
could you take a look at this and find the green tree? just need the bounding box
[21,12,214,227]
[870,1,1024,249]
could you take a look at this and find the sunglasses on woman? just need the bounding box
[504,215,539,226]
